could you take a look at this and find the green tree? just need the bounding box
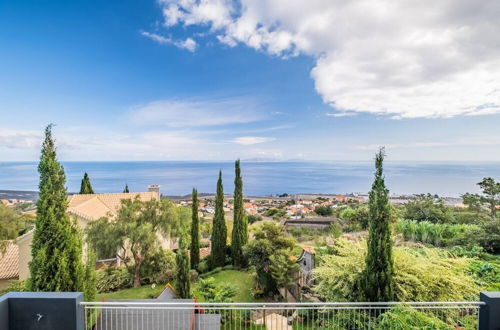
[231,159,247,267]
[315,205,333,216]
[86,198,183,287]
[269,251,299,298]
[79,172,94,194]
[29,125,86,293]
[190,188,200,269]
[123,184,130,193]
[210,171,227,268]
[477,177,500,218]
[461,192,483,213]
[175,234,191,298]
[0,205,34,253]
[83,250,97,302]
[403,195,453,223]
[361,148,394,302]
[244,222,295,294]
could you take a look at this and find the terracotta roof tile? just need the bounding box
[0,242,19,279]
[67,192,158,221]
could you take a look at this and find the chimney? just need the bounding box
[148,185,160,200]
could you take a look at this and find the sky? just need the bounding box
[1,0,499,162]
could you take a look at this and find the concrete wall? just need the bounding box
[16,233,32,281]
[2,292,84,330]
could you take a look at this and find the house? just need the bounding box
[0,242,19,290]
[7,186,162,283]
[289,246,316,301]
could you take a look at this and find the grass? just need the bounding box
[193,269,259,302]
[95,283,167,301]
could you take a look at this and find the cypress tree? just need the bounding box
[190,188,200,269]
[29,125,86,293]
[231,159,247,267]
[175,235,191,298]
[79,172,94,194]
[361,147,394,302]
[123,184,129,193]
[210,170,227,268]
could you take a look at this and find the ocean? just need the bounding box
[0,161,499,197]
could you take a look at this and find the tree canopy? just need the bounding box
[86,198,186,287]
[231,159,247,267]
[190,188,200,269]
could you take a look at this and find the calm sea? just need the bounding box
[0,161,499,197]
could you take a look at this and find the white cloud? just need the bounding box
[141,31,197,52]
[231,136,275,145]
[326,112,356,118]
[129,97,267,127]
[356,137,500,150]
[157,0,500,118]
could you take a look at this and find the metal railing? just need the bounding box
[81,301,484,330]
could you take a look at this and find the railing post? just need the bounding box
[479,292,500,330]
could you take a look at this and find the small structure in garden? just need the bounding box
[289,246,317,301]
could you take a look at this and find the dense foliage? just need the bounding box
[403,195,454,223]
[211,170,227,268]
[313,238,478,302]
[86,198,185,287]
[339,205,370,230]
[29,125,88,294]
[0,204,34,252]
[96,267,132,293]
[315,205,333,216]
[396,219,480,246]
[190,188,200,269]
[231,159,248,267]
[196,276,237,302]
[361,148,394,302]
[244,222,295,295]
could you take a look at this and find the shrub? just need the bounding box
[339,205,370,230]
[375,305,452,330]
[247,214,262,224]
[96,267,132,293]
[313,238,479,302]
[315,205,333,217]
[0,280,27,295]
[140,250,176,285]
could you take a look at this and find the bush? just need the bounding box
[140,250,176,285]
[339,206,369,230]
[0,280,27,295]
[315,205,333,217]
[247,214,263,224]
[313,238,479,302]
[375,305,452,330]
[96,267,132,293]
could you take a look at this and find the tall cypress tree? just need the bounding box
[175,235,191,298]
[29,125,86,292]
[210,170,227,268]
[79,172,94,194]
[190,188,200,269]
[123,184,129,193]
[361,147,394,302]
[231,159,247,267]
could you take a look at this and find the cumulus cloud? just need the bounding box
[156,0,500,118]
[231,136,275,145]
[141,31,197,52]
[129,96,267,127]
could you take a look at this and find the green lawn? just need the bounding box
[193,269,258,302]
[96,283,167,301]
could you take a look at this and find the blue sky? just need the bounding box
[1,0,499,161]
